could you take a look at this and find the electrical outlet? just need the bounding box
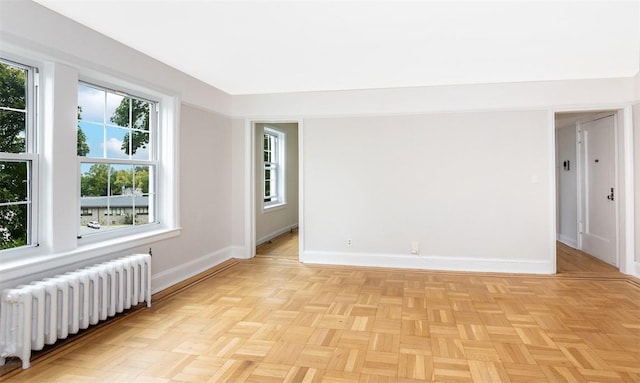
[347,239,353,246]
[411,241,419,255]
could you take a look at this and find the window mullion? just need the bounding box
[128,97,133,159]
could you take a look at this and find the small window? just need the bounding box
[78,82,157,237]
[0,59,37,252]
[263,127,285,208]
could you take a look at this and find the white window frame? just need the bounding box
[77,81,160,243]
[263,127,285,209]
[0,58,39,253]
[0,49,180,284]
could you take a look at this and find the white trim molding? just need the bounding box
[229,246,249,259]
[151,246,234,293]
[557,235,578,249]
[301,251,555,275]
[246,118,304,259]
[548,109,558,274]
[553,105,636,276]
[622,105,635,275]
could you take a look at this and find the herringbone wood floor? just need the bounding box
[2,234,639,382]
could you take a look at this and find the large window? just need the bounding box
[263,127,285,208]
[0,59,37,251]
[77,82,157,237]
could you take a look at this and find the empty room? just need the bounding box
[0,1,639,382]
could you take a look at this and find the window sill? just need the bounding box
[263,202,287,213]
[0,227,181,287]
[74,226,181,256]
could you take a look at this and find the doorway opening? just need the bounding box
[251,121,300,260]
[554,109,630,272]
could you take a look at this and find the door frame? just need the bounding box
[575,112,618,265]
[243,118,304,258]
[552,106,635,274]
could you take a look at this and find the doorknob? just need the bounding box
[606,187,614,201]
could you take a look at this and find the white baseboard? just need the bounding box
[635,261,640,278]
[557,234,578,249]
[256,224,298,246]
[301,251,555,274]
[229,245,250,259]
[151,246,234,293]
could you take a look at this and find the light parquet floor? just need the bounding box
[2,236,639,383]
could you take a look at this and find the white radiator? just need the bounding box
[0,253,151,369]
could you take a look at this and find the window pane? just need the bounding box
[131,100,150,131]
[271,172,277,196]
[79,121,103,158]
[0,161,28,203]
[0,204,28,250]
[106,126,128,159]
[107,195,133,229]
[0,110,26,153]
[130,131,150,160]
[135,165,153,224]
[110,164,134,196]
[78,83,105,124]
[78,86,155,160]
[80,163,109,197]
[79,162,155,234]
[0,62,26,110]
[134,165,150,194]
[133,196,149,225]
[107,93,128,128]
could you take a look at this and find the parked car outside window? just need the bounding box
[87,221,100,229]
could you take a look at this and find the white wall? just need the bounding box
[255,123,299,245]
[302,111,552,272]
[0,0,235,292]
[141,105,233,291]
[555,125,578,248]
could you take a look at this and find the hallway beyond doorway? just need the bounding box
[255,228,299,261]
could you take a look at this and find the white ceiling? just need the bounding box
[33,0,640,95]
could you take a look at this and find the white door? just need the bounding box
[578,115,616,266]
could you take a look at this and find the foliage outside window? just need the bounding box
[263,128,285,208]
[0,59,36,251]
[78,82,157,236]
